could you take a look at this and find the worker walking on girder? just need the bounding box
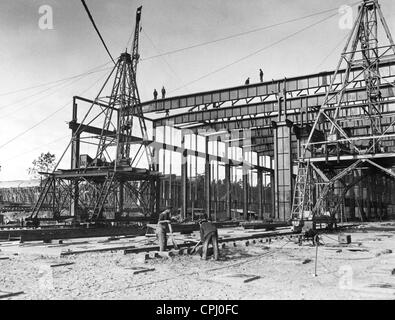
[156,207,171,251]
[199,215,219,260]
[161,86,166,99]
[259,68,264,82]
[153,88,158,100]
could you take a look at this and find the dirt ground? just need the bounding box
[0,221,395,300]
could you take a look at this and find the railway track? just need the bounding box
[123,224,359,255]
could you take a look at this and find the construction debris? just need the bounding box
[375,249,393,257]
[212,273,262,285]
[125,267,156,275]
[50,262,75,268]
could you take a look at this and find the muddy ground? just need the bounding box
[0,222,395,300]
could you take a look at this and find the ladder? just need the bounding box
[291,161,309,221]
[90,173,115,220]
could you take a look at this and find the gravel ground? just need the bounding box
[1,222,395,300]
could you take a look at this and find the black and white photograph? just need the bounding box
[0,0,395,305]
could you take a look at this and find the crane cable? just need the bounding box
[169,11,344,94]
[0,61,113,98]
[80,0,115,64]
[0,71,109,151]
[142,1,359,61]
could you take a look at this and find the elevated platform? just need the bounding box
[308,152,395,169]
[53,166,161,181]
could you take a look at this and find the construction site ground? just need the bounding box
[0,221,395,300]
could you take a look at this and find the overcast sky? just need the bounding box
[0,0,394,181]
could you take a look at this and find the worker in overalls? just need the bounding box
[199,216,219,260]
[156,207,171,251]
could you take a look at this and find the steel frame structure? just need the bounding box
[27,0,395,225]
[291,0,395,228]
[29,7,161,223]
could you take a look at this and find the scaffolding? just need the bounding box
[291,0,395,230]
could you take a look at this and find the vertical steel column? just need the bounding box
[257,156,264,220]
[350,171,356,220]
[162,126,167,207]
[117,182,124,219]
[367,173,372,219]
[225,141,232,220]
[205,136,211,219]
[193,134,198,221]
[189,152,193,220]
[242,148,249,220]
[52,178,56,218]
[70,97,80,218]
[152,126,160,216]
[181,131,187,221]
[272,120,293,221]
[270,169,275,219]
[212,161,217,221]
[169,126,173,208]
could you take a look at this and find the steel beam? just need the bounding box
[257,159,264,220]
[177,98,395,133]
[181,133,188,220]
[141,60,395,114]
[205,137,211,219]
[225,140,232,220]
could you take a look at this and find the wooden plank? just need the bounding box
[0,225,146,242]
[50,262,75,268]
[240,222,287,230]
[61,244,137,256]
[124,243,194,255]
[243,275,261,283]
[125,267,156,275]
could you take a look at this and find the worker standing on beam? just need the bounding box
[157,207,171,251]
[245,77,250,85]
[259,69,264,82]
[199,215,219,260]
[161,86,166,99]
[153,88,158,100]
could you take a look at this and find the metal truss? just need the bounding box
[29,6,160,223]
[292,0,395,228]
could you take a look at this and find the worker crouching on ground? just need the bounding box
[199,216,219,260]
[156,207,171,251]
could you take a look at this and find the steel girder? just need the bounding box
[141,60,395,115]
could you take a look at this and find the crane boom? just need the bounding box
[131,6,142,76]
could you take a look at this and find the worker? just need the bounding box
[245,77,250,85]
[259,69,264,82]
[161,86,166,99]
[199,216,219,260]
[153,89,158,100]
[156,207,171,251]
